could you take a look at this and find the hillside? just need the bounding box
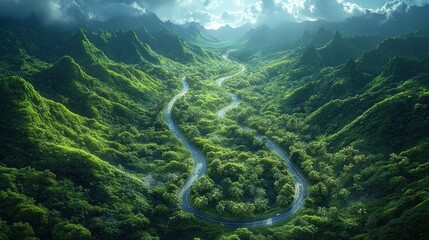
[0,20,219,239]
[215,28,429,239]
[0,76,175,239]
[1,3,429,240]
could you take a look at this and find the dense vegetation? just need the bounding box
[1,11,429,240]
[173,72,295,218]
[217,33,429,239]
[0,18,230,239]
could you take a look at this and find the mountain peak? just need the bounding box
[221,24,233,30]
[345,57,357,71]
[300,45,320,65]
[381,56,419,79]
[326,31,347,49]
[316,27,329,35]
[74,28,90,43]
[0,76,38,103]
[339,57,359,76]
[258,24,271,31]
[333,31,344,41]
[310,27,333,48]
[68,29,108,65]
[48,56,85,83]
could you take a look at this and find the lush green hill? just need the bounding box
[0,16,64,62]
[87,30,162,65]
[215,30,429,239]
[0,76,159,239]
[1,9,429,240]
[0,20,221,239]
[359,36,429,76]
[297,32,382,67]
[133,27,217,64]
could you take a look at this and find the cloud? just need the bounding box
[309,0,365,21]
[75,0,148,21]
[172,0,368,29]
[0,0,428,28]
[0,0,66,23]
[0,0,173,24]
[181,9,256,29]
[173,1,261,28]
[376,0,409,15]
[373,0,429,21]
[185,10,214,25]
[403,0,429,5]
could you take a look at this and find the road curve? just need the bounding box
[217,92,240,118]
[164,59,309,228]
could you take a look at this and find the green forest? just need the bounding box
[0,1,428,239]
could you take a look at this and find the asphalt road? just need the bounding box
[217,92,240,118]
[164,59,309,228]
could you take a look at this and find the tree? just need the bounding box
[209,188,223,202]
[216,202,226,214]
[14,204,49,227]
[229,185,244,200]
[193,196,208,209]
[9,222,37,240]
[229,202,247,217]
[234,228,254,240]
[52,222,91,240]
[338,188,351,201]
[254,197,268,212]
[220,234,240,240]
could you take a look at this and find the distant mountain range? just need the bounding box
[233,2,429,48]
[0,12,219,65]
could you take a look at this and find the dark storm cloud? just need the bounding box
[0,0,176,24]
[142,0,177,8]
[0,0,62,21]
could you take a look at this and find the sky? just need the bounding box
[0,0,428,29]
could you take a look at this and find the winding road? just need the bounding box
[164,52,309,228]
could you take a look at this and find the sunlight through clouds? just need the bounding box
[0,0,428,28]
[167,0,371,28]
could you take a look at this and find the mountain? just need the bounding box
[0,15,65,62]
[358,35,429,76]
[327,56,429,153]
[1,4,429,240]
[103,12,165,32]
[318,32,361,66]
[99,13,217,62]
[0,13,218,65]
[67,29,110,66]
[206,23,254,41]
[308,27,334,48]
[0,17,196,239]
[245,24,278,47]
[0,75,171,239]
[219,28,429,239]
[296,31,382,67]
[241,3,429,50]
[87,30,161,65]
[336,3,429,36]
[281,36,429,154]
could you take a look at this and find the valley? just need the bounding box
[165,54,309,227]
[1,1,429,239]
